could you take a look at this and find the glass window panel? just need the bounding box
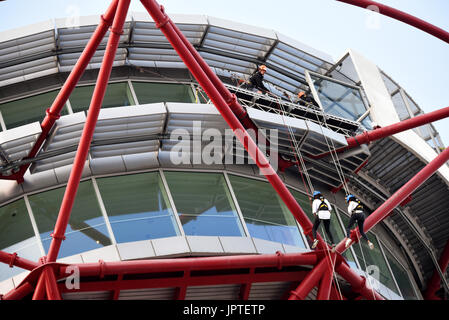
[228,175,304,247]
[391,92,410,121]
[132,82,195,104]
[361,115,374,131]
[28,181,111,258]
[96,172,180,243]
[381,72,399,95]
[0,90,69,130]
[383,248,418,300]
[164,172,244,237]
[0,199,41,281]
[351,232,399,294]
[310,74,367,122]
[69,82,134,113]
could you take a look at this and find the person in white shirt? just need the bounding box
[311,191,335,249]
[344,194,374,250]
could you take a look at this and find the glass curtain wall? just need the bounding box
[28,181,111,258]
[132,82,195,104]
[95,172,180,242]
[69,82,135,113]
[163,171,245,237]
[229,175,305,247]
[307,72,369,123]
[0,199,41,281]
[383,247,419,300]
[0,90,69,130]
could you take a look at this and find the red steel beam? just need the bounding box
[310,106,449,160]
[0,250,39,271]
[46,0,131,263]
[336,0,449,45]
[425,239,449,299]
[317,253,336,300]
[0,0,119,184]
[45,267,62,300]
[288,257,328,300]
[59,251,317,277]
[57,270,309,295]
[139,0,316,238]
[1,282,34,301]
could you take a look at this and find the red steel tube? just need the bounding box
[46,0,131,263]
[310,105,449,160]
[336,0,449,45]
[3,0,119,183]
[59,251,318,277]
[32,271,47,300]
[288,257,328,300]
[140,0,315,235]
[346,106,449,149]
[1,282,34,300]
[317,269,333,300]
[317,253,336,300]
[0,250,39,271]
[45,267,62,300]
[425,239,449,299]
[336,262,384,300]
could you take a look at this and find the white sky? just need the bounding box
[1,0,448,145]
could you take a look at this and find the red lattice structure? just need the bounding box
[0,0,448,300]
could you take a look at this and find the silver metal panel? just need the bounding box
[116,240,155,260]
[81,245,120,263]
[89,156,126,175]
[252,238,285,254]
[219,236,257,254]
[119,287,176,300]
[152,236,191,257]
[62,291,111,300]
[186,236,224,255]
[248,281,292,300]
[0,122,41,171]
[185,284,240,300]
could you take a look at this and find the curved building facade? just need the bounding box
[0,11,447,300]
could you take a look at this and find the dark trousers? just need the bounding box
[312,216,334,244]
[346,212,368,241]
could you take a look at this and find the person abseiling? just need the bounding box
[247,64,270,94]
[344,194,374,250]
[311,191,335,249]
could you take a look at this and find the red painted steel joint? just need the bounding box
[276,251,284,270]
[45,108,61,122]
[8,253,17,268]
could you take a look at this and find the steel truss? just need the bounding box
[0,0,448,300]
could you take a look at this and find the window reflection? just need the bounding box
[96,172,180,242]
[0,90,69,130]
[0,199,41,281]
[309,74,367,122]
[228,175,304,247]
[351,233,399,295]
[384,248,418,300]
[28,181,111,258]
[69,82,135,113]
[132,82,195,104]
[164,172,244,237]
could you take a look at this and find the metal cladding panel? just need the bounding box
[248,281,292,300]
[62,291,111,300]
[119,288,176,300]
[0,122,41,175]
[185,284,240,300]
